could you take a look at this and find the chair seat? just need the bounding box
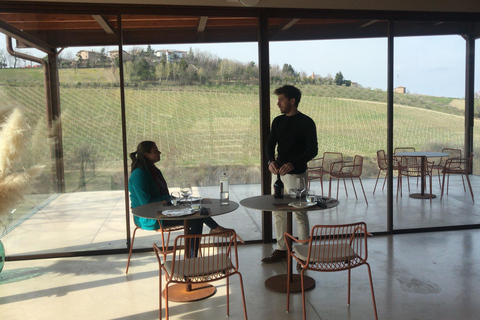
[294,243,357,264]
[164,253,233,280]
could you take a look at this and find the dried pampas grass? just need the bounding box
[0,108,30,178]
[0,108,44,231]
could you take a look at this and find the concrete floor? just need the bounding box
[2,230,480,320]
[1,175,480,319]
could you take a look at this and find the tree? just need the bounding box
[334,71,345,86]
[282,63,295,77]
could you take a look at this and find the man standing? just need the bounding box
[262,85,318,263]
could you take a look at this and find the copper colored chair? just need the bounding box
[285,222,378,320]
[441,152,474,202]
[153,231,248,320]
[397,156,434,203]
[306,157,323,190]
[308,152,343,196]
[125,218,183,274]
[373,150,400,195]
[329,155,368,205]
[373,150,388,194]
[432,148,462,188]
[394,147,417,191]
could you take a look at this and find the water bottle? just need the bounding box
[220,172,229,206]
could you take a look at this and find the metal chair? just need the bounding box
[125,218,183,274]
[397,156,434,203]
[441,152,474,202]
[373,149,400,195]
[153,231,248,320]
[307,152,343,196]
[394,147,417,191]
[285,222,378,320]
[329,155,368,205]
[432,148,462,188]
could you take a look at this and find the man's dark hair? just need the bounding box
[274,85,302,107]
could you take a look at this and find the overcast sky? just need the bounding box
[1,34,478,98]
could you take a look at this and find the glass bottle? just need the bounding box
[220,172,229,205]
[274,173,284,198]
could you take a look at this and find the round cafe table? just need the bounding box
[396,151,449,199]
[132,199,239,302]
[240,194,339,293]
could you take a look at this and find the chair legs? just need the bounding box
[288,264,378,320]
[331,176,368,205]
[441,173,474,202]
[125,226,139,274]
[373,169,387,195]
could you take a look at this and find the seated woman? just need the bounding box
[128,140,231,238]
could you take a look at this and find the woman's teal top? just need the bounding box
[129,166,170,230]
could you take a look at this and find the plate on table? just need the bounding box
[288,202,316,209]
[161,208,196,217]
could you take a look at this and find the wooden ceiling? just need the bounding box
[0,2,479,54]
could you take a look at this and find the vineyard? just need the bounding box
[0,67,478,194]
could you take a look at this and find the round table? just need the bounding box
[240,194,339,293]
[396,151,449,199]
[132,199,239,302]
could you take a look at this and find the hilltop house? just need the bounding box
[155,49,187,62]
[108,50,133,61]
[76,50,102,63]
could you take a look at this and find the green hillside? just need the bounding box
[0,67,477,193]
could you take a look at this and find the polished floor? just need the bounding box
[1,175,480,319]
[2,229,480,320]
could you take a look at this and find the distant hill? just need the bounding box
[1,67,477,192]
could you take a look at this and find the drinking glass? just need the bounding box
[170,191,180,206]
[306,190,316,204]
[296,177,307,200]
[191,197,202,211]
[180,186,192,199]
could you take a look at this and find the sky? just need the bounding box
[1,34,478,98]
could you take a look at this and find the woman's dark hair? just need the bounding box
[130,140,156,172]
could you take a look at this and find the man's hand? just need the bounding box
[268,161,279,174]
[278,162,294,176]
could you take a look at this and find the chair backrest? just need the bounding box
[444,152,474,173]
[155,231,239,284]
[321,152,343,173]
[398,156,428,177]
[300,222,369,272]
[442,148,462,164]
[351,155,364,177]
[376,150,387,170]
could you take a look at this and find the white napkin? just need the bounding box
[162,208,194,217]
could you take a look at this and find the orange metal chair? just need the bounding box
[394,147,417,191]
[307,152,343,196]
[441,152,474,202]
[397,156,434,203]
[153,231,248,320]
[125,219,183,274]
[285,222,378,320]
[329,155,368,205]
[432,148,462,188]
[373,149,400,195]
[373,150,388,194]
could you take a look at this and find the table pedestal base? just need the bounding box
[409,193,436,199]
[162,283,216,302]
[265,274,315,293]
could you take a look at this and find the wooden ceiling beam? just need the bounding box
[197,16,208,33]
[0,19,56,53]
[93,15,116,34]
